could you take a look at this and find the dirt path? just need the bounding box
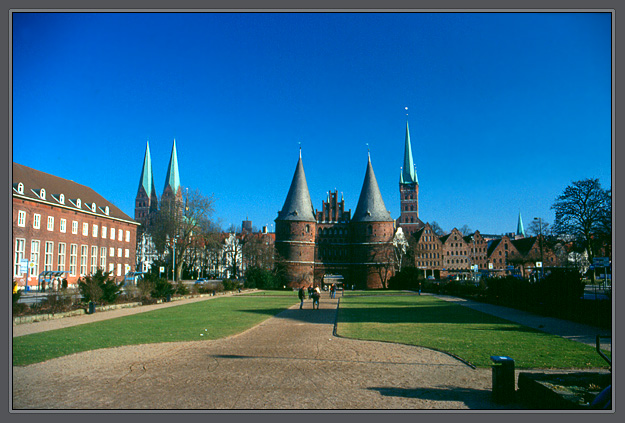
[12,294,526,410]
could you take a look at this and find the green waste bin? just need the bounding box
[490,355,515,403]
[87,301,95,314]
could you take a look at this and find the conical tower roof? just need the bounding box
[516,211,525,237]
[400,121,418,184]
[353,154,393,222]
[138,141,156,197]
[164,138,181,194]
[276,151,316,222]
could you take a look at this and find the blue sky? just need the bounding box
[12,12,612,235]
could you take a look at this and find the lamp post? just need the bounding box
[533,217,544,279]
[169,236,178,283]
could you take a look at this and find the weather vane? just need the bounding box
[405,106,409,117]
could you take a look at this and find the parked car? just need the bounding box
[195,278,208,285]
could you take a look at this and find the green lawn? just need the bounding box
[337,295,610,369]
[13,296,298,367]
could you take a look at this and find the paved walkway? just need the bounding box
[12,291,611,410]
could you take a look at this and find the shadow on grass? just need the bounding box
[367,386,525,410]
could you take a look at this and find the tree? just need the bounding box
[148,187,216,281]
[551,178,611,263]
[430,221,446,236]
[78,269,122,304]
[223,233,244,279]
[459,224,473,236]
[392,227,409,271]
[527,219,551,237]
[242,233,275,271]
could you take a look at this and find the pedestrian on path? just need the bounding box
[312,286,320,309]
[307,285,313,299]
[330,284,336,299]
[298,287,306,309]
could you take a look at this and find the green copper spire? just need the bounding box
[164,138,181,194]
[138,141,155,198]
[400,121,418,184]
[517,211,525,237]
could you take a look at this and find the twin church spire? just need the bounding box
[135,138,182,223]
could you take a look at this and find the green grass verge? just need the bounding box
[337,295,610,369]
[241,290,300,296]
[13,296,297,367]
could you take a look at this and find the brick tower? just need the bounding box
[274,150,317,288]
[398,121,423,237]
[350,153,395,289]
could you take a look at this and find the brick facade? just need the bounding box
[12,163,138,289]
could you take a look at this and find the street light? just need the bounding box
[533,217,544,279]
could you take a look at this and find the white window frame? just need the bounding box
[92,224,98,238]
[33,214,41,229]
[100,247,106,269]
[29,240,40,277]
[14,238,25,276]
[17,210,26,227]
[44,241,54,271]
[60,218,66,233]
[118,229,123,241]
[69,244,78,276]
[80,245,88,276]
[47,216,54,231]
[109,263,114,274]
[72,221,78,234]
[58,242,66,272]
[125,248,129,258]
[117,263,122,276]
[102,226,107,239]
[117,248,122,258]
[109,247,114,257]
[110,227,115,240]
[82,223,88,236]
[125,230,130,243]
[90,246,98,274]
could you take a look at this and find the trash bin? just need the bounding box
[87,301,95,314]
[490,355,515,403]
[166,294,171,302]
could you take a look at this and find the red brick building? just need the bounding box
[397,121,424,237]
[275,151,395,289]
[12,163,139,290]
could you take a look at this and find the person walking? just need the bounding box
[307,285,313,299]
[330,283,335,299]
[312,286,320,309]
[298,287,306,309]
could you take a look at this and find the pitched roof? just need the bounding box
[276,153,316,222]
[352,155,393,223]
[400,121,418,185]
[138,141,156,198]
[164,138,181,194]
[13,162,136,224]
[511,236,538,256]
[487,239,501,256]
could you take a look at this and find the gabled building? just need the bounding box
[412,223,444,278]
[440,228,471,273]
[510,235,558,277]
[464,230,489,270]
[12,163,139,289]
[486,235,520,272]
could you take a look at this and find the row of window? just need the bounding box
[17,210,131,242]
[13,238,130,277]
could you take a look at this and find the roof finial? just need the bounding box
[405,106,409,118]
[366,143,370,159]
[299,142,301,158]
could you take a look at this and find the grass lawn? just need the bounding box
[13,296,297,367]
[241,290,300,296]
[337,295,610,369]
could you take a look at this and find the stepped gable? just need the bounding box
[276,153,316,222]
[352,155,393,223]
